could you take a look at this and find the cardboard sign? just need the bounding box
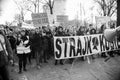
[31,13,49,27]
[54,34,118,60]
[57,15,68,23]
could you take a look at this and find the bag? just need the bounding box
[0,40,8,67]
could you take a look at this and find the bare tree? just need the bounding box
[39,0,54,14]
[94,0,117,17]
[15,0,54,14]
[26,0,38,13]
[13,0,35,27]
[13,0,28,22]
[45,0,54,14]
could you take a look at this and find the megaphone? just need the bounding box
[103,26,120,43]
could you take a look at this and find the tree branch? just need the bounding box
[94,0,117,16]
[39,0,46,4]
[26,7,33,13]
[27,0,36,4]
[44,0,49,4]
[13,0,21,11]
[97,9,103,16]
[110,7,117,17]
[108,0,116,10]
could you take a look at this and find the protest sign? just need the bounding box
[54,34,118,60]
[96,16,111,30]
[57,15,68,23]
[31,13,49,27]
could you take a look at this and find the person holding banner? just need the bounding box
[77,26,85,36]
[76,27,86,61]
[54,26,64,65]
[99,24,106,34]
[99,24,108,57]
[89,28,97,59]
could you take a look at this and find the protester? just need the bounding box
[0,23,119,79]
[45,28,54,59]
[25,30,32,64]
[99,24,106,33]
[31,28,43,69]
[99,24,108,57]
[29,30,36,59]
[16,30,30,74]
[77,26,85,36]
[76,26,86,61]
[7,29,17,66]
[42,26,49,63]
[89,28,97,59]
[0,30,13,80]
[54,26,64,65]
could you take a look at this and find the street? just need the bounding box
[9,54,120,80]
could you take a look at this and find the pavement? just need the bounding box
[9,54,120,80]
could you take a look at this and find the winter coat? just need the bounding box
[17,36,30,54]
[55,31,64,36]
[0,31,13,67]
[30,33,43,51]
[7,35,16,50]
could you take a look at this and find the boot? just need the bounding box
[55,60,58,65]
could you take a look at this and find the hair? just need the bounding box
[58,26,63,30]
[100,24,105,30]
[90,28,96,34]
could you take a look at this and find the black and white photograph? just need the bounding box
[0,0,120,80]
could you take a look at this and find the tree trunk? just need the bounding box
[50,7,53,14]
[117,0,120,26]
[34,4,37,13]
[38,0,39,13]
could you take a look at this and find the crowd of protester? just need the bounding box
[0,23,119,79]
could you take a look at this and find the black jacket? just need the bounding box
[30,33,43,51]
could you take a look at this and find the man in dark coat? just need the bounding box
[31,29,43,69]
[54,26,64,65]
[29,30,35,58]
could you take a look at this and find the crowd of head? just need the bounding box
[0,22,116,38]
[0,22,117,76]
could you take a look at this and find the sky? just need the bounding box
[0,0,116,24]
[0,0,19,24]
[66,0,96,20]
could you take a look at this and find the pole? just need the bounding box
[117,0,120,26]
